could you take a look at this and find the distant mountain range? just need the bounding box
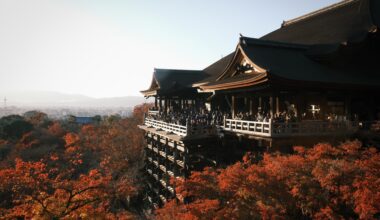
[2,91,148,108]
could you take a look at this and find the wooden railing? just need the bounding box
[144,117,188,136]
[144,117,217,138]
[223,118,358,137]
[148,110,159,115]
[224,119,271,136]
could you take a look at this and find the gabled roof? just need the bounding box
[199,34,380,92]
[261,0,379,45]
[141,68,208,97]
[192,53,234,88]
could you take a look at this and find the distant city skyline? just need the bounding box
[0,0,340,98]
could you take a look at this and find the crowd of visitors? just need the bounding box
[146,106,229,127]
[147,105,350,128]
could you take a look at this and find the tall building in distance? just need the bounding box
[139,0,380,208]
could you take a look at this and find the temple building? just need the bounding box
[138,0,380,208]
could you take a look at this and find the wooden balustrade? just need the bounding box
[159,179,167,187]
[176,159,185,168]
[167,186,175,194]
[159,165,167,172]
[167,170,174,177]
[144,117,217,137]
[159,150,166,157]
[159,194,167,203]
[223,118,358,137]
[167,155,175,162]
[224,119,271,136]
[153,160,159,167]
[144,117,187,136]
[148,110,159,115]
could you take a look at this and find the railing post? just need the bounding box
[269,119,272,136]
[143,113,146,124]
[223,116,226,128]
[186,118,190,136]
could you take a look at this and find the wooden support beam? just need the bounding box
[164,98,168,113]
[232,95,236,118]
[259,97,262,109]
[249,98,253,115]
[276,96,280,115]
[345,96,351,120]
[269,96,274,117]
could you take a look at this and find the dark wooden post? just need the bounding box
[276,96,280,115]
[164,98,168,113]
[249,97,253,115]
[345,96,351,120]
[258,97,262,110]
[244,97,248,112]
[269,96,274,117]
[232,95,236,118]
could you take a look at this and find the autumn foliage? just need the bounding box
[156,141,380,220]
[0,105,150,219]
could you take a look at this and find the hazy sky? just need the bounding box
[0,0,340,98]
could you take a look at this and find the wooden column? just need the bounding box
[249,98,253,115]
[154,97,158,109]
[295,94,303,118]
[258,97,262,109]
[276,96,280,115]
[319,94,327,120]
[345,96,351,120]
[269,96,274,117]
[164,98,168,113]
[232,95,236,118]
[159,97,162,111]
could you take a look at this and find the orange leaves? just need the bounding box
[157,141,380,219]
[63,132,80,147]
[0,159,113,219]
[0,114,143,219]
[48,121,64,137]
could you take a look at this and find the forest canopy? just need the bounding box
[1,105,380,219]
[0,105,150,219]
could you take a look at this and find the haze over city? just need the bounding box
[1,0,340,102]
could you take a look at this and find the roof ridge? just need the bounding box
[282,0,359,27]
[154,68,203,72]
[240,37,309,49]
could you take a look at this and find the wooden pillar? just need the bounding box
[276,96,280,115]
[232,95,236,118]
[258,97,262,109]
[319,94,327,120]
[159,97,163,111]
[154,97,158,109]
[345,96,351,120]
[164,98,168,113]
[269,96,274,117]
[249,98,253,115]
[295,94,303,119]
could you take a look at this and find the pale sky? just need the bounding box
[0,0,340,98]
